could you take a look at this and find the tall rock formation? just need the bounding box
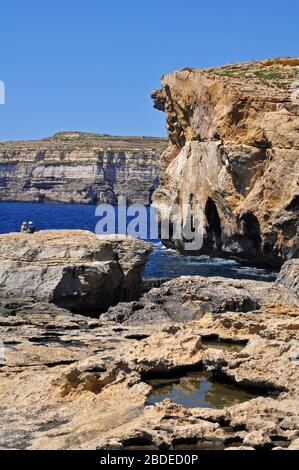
[151,58,299,266]
[0,132,167,205]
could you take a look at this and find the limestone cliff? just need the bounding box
[152,58,299,266]
[0,132,167,205]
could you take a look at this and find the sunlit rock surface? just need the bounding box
[0,132,167,204]
[0,230,151,313]
[151,58,299,266]
[0,295,298,450]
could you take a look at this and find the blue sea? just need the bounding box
[0,202,276,282]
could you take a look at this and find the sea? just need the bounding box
[0,202,276,282]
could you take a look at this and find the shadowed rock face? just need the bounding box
[151,58,299,266]
[0,230,151,313]
[0,132,167,205]
[276,258,299,299]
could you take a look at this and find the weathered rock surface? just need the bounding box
[0,230,151,313]
[0,294,298,450]
[151,58,299,266]
[276,258,299,299]
[0,132,167,204]
[103,265,299,325]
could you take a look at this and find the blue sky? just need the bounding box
[0,0,298,141]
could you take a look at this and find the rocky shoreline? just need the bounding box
[0,58,298,451]
[0,231,298,450]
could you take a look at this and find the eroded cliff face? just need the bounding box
[0,132,167,205]
[152,58,299,266]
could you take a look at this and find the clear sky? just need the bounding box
[0,0,298,141]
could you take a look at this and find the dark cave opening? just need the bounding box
[204,198,222,250]
[240,212,262,251]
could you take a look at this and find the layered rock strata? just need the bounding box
[151,58,299,266]
[0,132,167,204]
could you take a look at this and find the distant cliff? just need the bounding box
[0,132,167,204]
[152,58,299,266]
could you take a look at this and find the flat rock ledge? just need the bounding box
[0,230,151,314]
[0,260,298,450]
[103,262,299,325]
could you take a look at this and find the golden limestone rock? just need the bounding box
[151,58,299,266]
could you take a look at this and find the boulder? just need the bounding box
[0,230,151,313]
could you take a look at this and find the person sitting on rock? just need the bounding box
[27,221,36,234]
[20,222,28,233]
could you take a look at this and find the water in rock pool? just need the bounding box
[146,371,261,409]
[0,202,276,281]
